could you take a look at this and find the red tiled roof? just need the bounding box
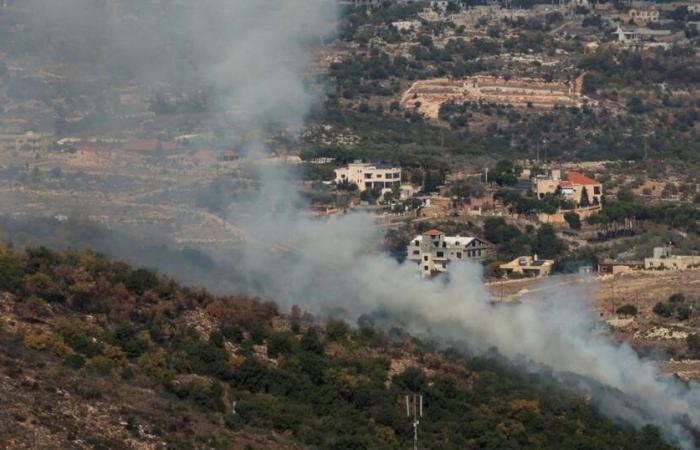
[423,229,444,237]
[559,181,573,188]
[566,171,598,186]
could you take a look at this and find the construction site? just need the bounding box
[401,75,591,119]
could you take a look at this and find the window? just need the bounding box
[377,174,382,178]
[424,266,429,271]
[414,241,420,246]
[594,186,601,195]
[412,250,419,255]
[478,250,482,257]
[437,252,444,258]
[365,173,372,179]
[424,256,428,261]
[455,241,460,246]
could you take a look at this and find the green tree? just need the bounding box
[652,302,673,318]
[533,225,565,260]
[267,332,297,358]
[125,268,159,295]
[579,187,590,207]
[0,251,24,292]
[493,160,521,186]
[616,304,638,317]
[564,211,581,230]
[301,327,324,354]
[687,334,700,358]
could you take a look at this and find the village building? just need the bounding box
[628,6,660,24]
[0,131,49,153]
[532,170,603,206]
[334,161,402,193]
[597,259,644,275]
[644,246,700,270]
[392,20,421,31]
[615,25,673,45]
[499,255,554,277]
[401,75,589,119]
[406,229,489,277]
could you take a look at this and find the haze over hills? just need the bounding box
[1,0,700,449]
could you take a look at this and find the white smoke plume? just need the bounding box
[3,1,700,448]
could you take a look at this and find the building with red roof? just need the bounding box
[532,169,602,207]
[566,171,598,186]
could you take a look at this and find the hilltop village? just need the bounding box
[1,1,700,448]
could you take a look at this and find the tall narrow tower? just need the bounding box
[406,393,424,450]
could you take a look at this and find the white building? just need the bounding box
[0,131,49,153]
[644,246,700,270]
[392,20,421,32]
[406,229,489,276]
[334,161,401,193]
[628,6,660,24]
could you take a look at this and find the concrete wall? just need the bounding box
[537,205,600,224]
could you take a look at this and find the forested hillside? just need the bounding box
[0,245,675,449]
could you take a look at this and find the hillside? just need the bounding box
[0,244,676,449]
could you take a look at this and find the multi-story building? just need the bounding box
[532,170,602,206]
[334,161,401,193]
[406,229,489,277]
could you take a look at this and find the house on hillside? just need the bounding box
[334,161,402,194]
[644,246,700,270]
[499,255,554,277]
[532,170,603,207]
[628,6,660,24]
[406,229,489,277]
[0,132,49,153]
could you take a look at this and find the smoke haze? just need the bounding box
[3,1,700,448]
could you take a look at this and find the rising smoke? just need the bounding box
[5,1,700,448]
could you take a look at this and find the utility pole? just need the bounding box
[406,393,424,450]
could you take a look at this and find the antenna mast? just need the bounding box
[406,393,424,450]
